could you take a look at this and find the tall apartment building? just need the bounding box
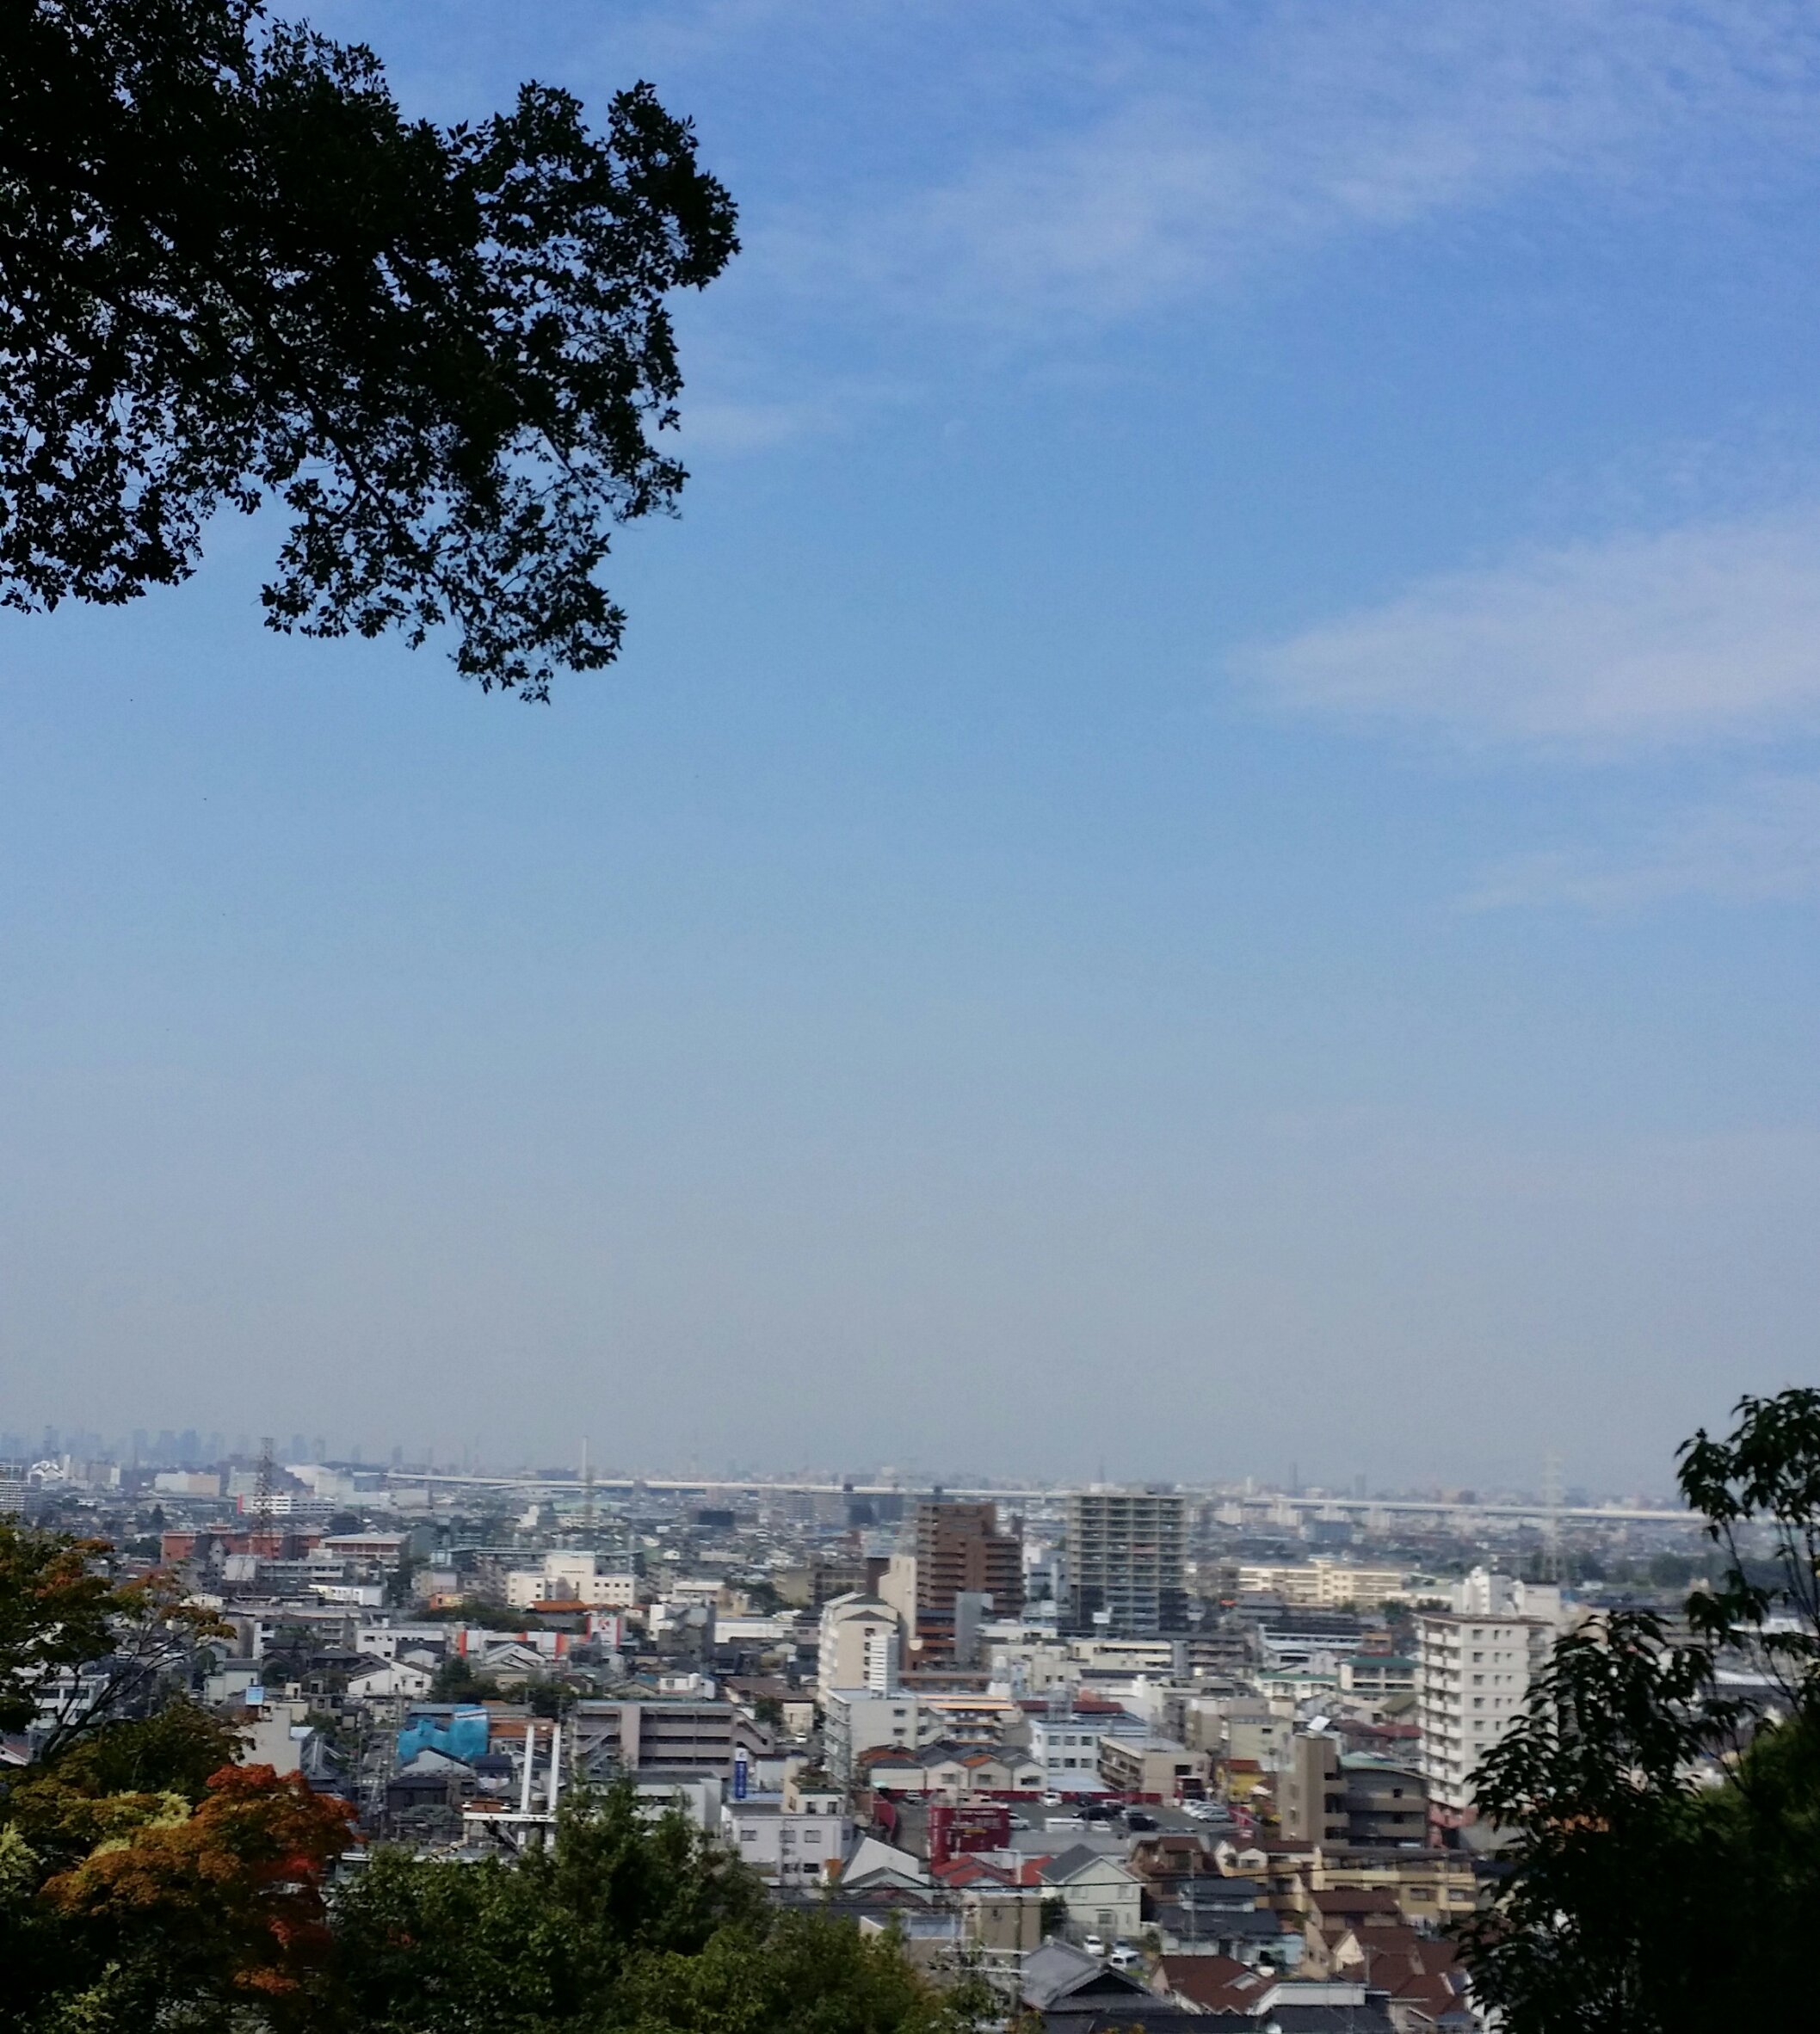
[915,1501,1023,1657]
[817,1593,901,1692]
[1064,1489,1188,1636]
[1417,1570,1562,1822]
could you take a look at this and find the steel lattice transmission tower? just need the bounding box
[254,1435,275,1547]
[1541,1451,1564,1581]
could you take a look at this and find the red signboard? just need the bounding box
[928,1803,1011,1867]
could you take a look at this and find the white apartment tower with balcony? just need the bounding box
[1417,1569,1563,1821]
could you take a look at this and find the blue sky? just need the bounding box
[4,1,1819,1491]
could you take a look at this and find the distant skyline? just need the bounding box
[7,1415,1686,1509]
[4,3,1817,1489]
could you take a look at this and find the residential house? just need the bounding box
[347,1655,434,1700]
[1020,1941,1202,2033]
[1039,1843,1144,1945]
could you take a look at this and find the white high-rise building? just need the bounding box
[1417,1569,1564,1821]
[817,1592,902,1694]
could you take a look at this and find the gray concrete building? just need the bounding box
[1064,1489,1188,1635]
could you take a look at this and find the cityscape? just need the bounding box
[1,1415,1733,2025]
[5,1,1817,2030]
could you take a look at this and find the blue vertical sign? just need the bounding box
[733,1754,748,1801]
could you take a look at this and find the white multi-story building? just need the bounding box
[817,1593,901,1693]
[1418,1570,1564,1821]
[721,1780,850,1884]
[1064,1489,1188,1635]
[505,1551,641,1609]
[1236,1559,1411,1610]
[819,1687,920,1784]
[1029,1709,1148,1795]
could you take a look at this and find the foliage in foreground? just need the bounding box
[2,0,738,696]
[1456,1389,1820,2033]
[0,1519,225,1753]
[0,1616,980,2034]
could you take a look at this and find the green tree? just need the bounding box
[0,1522,223,1754]
[33,1764,356,2032]
[619,1908,981,2034]
[0,1522,119,1734]
[1457,1390,1820,2032]
[3,1748,979,2033]
[331,1782,986,2033]
[34,1698,244,1805]
[428,1652,504,1703]
[2,1743,355,2034]
[2,0,737,697]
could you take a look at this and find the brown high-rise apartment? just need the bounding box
[914,1500,1022,1655]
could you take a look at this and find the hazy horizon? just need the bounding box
[4,2,1816,1493]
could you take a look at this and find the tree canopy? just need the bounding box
[1456,1390,1820,2032]
[0,1519,223,1754]
[1,0,737,697]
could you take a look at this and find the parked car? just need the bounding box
[1082,1934,1107,1958]
[1124,1809,1157,1831]
[1108,1944,1143,1971]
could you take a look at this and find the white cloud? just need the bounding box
[1243,508,1820,749]
[796,0,1820,328]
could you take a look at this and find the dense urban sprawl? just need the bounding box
[0,1433,1735,2031]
